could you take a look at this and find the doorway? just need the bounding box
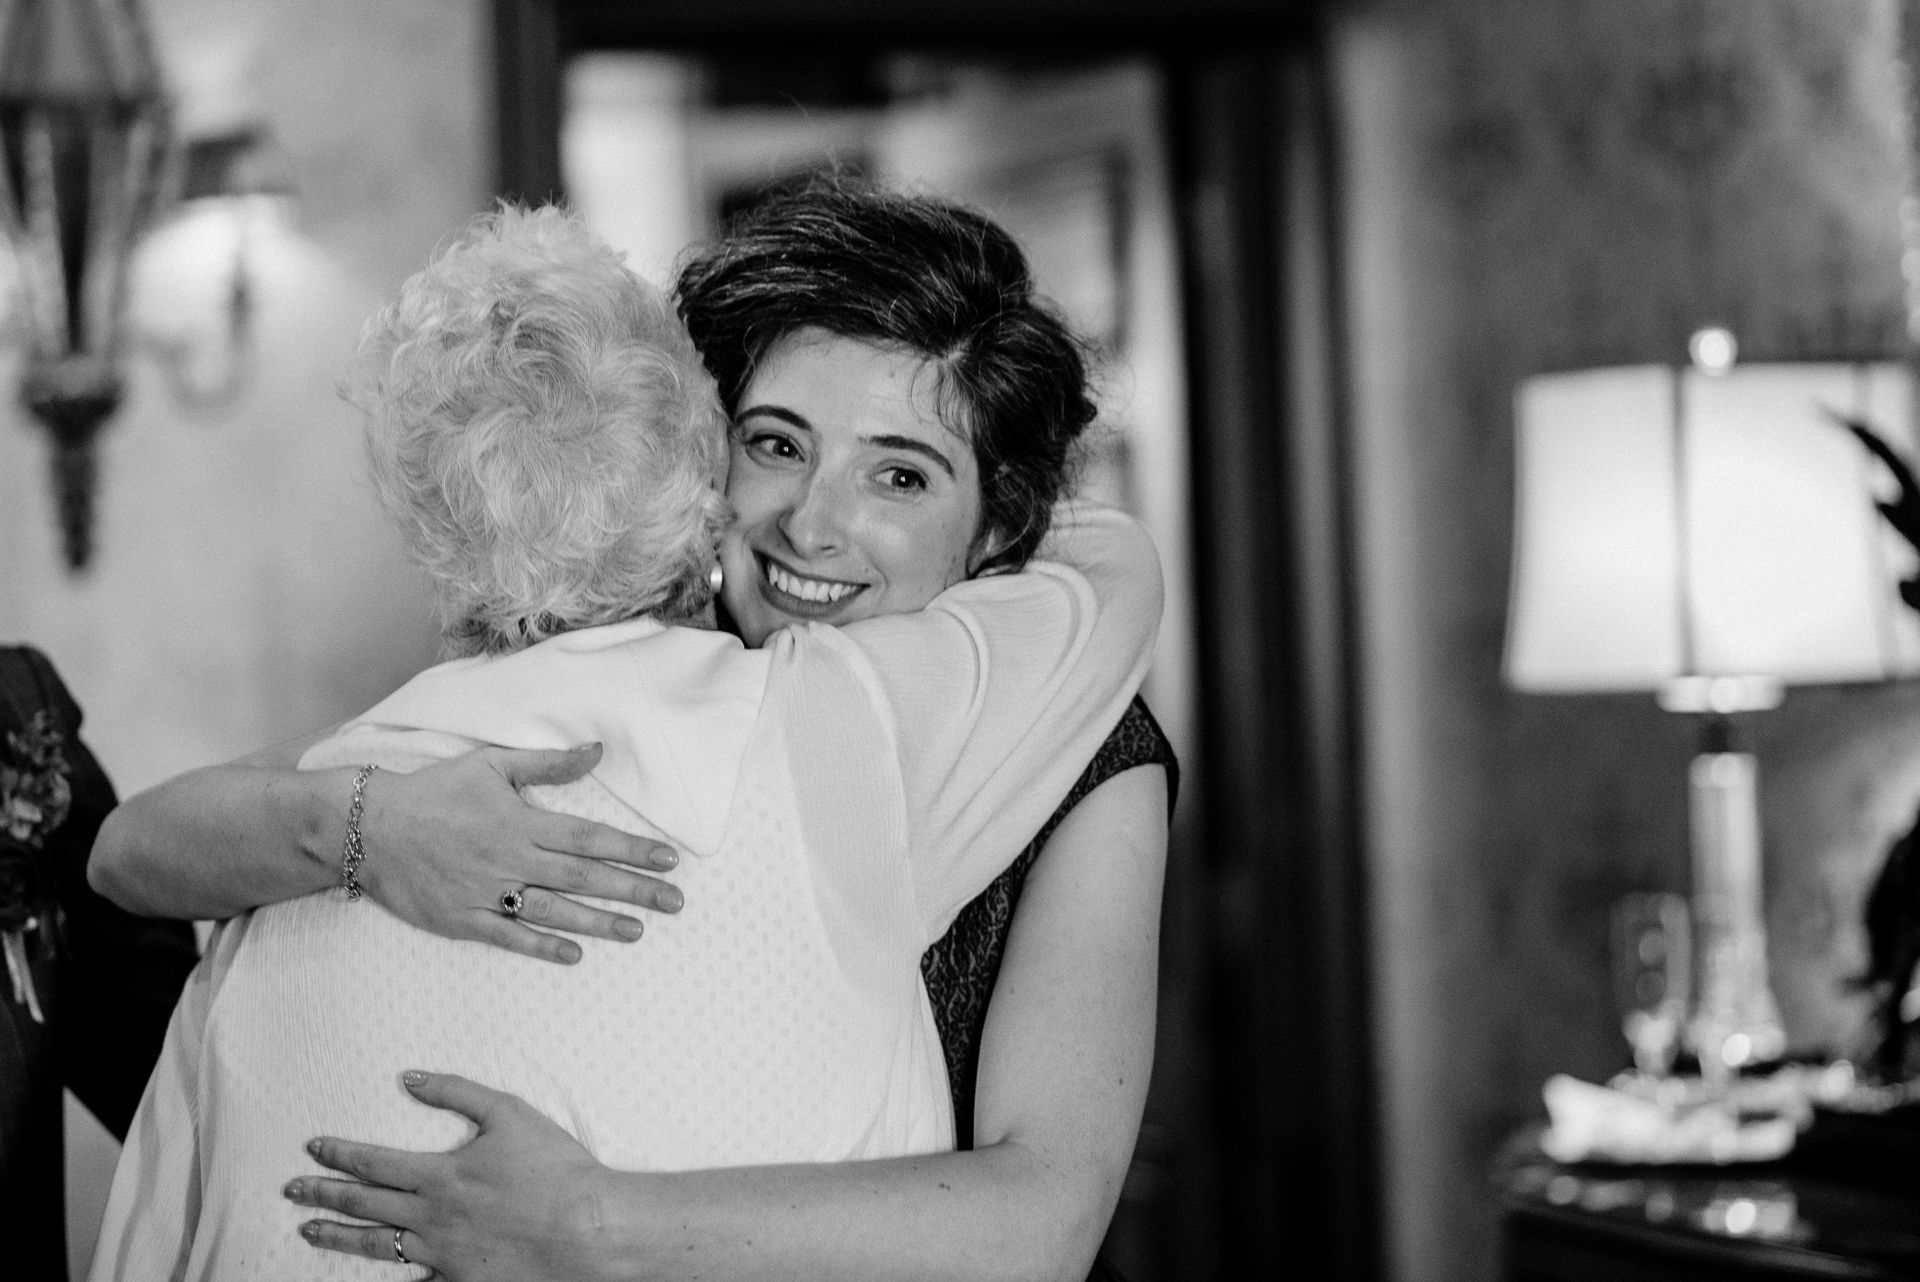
[493,5,1373,1277]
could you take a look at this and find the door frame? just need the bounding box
[490,5,1379,1277]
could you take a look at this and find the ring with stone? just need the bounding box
[499,888,526,919]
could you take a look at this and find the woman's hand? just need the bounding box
[287,1072,615,1282]
[358,744,685,965]
[92,733,683,961]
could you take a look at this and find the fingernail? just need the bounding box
[301,1222,320,1243]
[283,1179,304,1199]
[402,1070,428,1087]
[306,1138,322,1158]
[560,942,582,964]
[661,887,684,912]
[615,918,643,940]
[658,848,679,869]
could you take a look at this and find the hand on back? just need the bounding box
[356,743,684,964]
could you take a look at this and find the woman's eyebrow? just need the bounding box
[736,405,812,432]
[864,434,956,479]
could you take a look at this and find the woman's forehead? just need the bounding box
[745,330,974,453]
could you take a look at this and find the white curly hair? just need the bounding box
[347,205,729,657]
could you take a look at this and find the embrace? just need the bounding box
[86,183,1172,1282]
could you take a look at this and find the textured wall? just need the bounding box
[0,2,489,1273]
[0,0,486,791]
[1334,3,1920,1280]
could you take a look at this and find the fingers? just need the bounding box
[523,852,684,915]
[513,887,646,942]
[300,1216,433,1271]
[400,1070,510,1127]
[469,913,584,965]
[623,874,683,915]
[530,810,680,873]
[286,1173,415,1225]
[305,1135,430,1192]
[490,742,602,789]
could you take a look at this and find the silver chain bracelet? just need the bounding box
[341,764,377,900]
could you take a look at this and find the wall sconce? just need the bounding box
[138,125,295,412]
[1504,330,1920,1080]
[0,0,172,572]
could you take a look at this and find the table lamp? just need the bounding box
[1504,329,1920,1079]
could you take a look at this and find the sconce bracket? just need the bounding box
[22,357,123,571]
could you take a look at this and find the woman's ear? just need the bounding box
[966,525,1017,578]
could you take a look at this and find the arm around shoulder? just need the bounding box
[812,502,1166,925]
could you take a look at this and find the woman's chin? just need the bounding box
[745,605,826,644]
[723,590,802,647]
[727,605,777,648]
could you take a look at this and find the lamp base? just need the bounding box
[1685,749,1787,1080]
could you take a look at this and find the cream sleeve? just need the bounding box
[770,503,1163,942]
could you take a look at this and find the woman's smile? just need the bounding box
[755,551,868,614]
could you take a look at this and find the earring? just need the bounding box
[708,562,725,594]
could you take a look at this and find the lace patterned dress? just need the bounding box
[920,694,1179,1150]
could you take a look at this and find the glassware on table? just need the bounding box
[1612,892,1692,1077]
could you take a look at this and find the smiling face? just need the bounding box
[718,329,985,647]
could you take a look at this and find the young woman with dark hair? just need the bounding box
[92,183,1174,1282]
[679,182,1095,579]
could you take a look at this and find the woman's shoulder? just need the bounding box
[351,619,763,736]
[1085,696,1179,816]
[325,621,767,858]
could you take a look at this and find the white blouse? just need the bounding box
[91,504,1162,1282]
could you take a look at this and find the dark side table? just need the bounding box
[1498,1127,1920,1280]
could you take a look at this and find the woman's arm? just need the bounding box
[813,503,1163,919]
[293,765,1168,1282]
[91,724,346,918]
[89,735,685,962]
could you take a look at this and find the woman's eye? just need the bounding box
[745,431,802,462]
[879,466,928,494]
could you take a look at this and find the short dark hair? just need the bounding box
[674,180,1096,575]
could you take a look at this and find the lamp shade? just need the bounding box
[1504,362,1920,694]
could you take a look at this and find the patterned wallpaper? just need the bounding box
[1338,3,1920,1280]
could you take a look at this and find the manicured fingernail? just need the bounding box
[301,1222,320,1243]
[656,849,678,869]
[615,918,643,940]
[306,1139,322,1157]
[283,1179,304,1199]
[559,942,582,964]
[661,887,684,912]
[402,1070,428,1087]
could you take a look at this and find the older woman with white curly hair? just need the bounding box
[89,204,1160,1280]
[357,205,728,650]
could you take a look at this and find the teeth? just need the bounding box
[766,561,857,605]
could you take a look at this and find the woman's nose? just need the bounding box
[777,473,848,556]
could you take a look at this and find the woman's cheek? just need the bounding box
[934,505,981,589]
[883,511,973,605]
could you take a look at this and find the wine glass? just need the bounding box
[1612,892,1692,1078]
